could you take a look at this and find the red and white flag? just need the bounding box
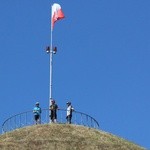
[51,3,65,29]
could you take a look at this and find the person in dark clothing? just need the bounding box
[50,99,58,123]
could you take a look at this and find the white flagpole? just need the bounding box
[49,4,53,109]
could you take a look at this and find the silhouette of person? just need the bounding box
[33,102,42,124]
[50,99,58,123]
[66,102,74,124]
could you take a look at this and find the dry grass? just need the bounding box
[0,124,145,150]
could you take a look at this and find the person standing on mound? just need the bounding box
[33,102,42,124]
[66,101,74,124]
[50,99,58,123]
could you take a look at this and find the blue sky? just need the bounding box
[0,0,150,148]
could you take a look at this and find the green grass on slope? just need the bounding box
[0,124,145,150]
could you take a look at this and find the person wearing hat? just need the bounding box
[33,102,42,124]
[50,99,58,123]
[66,102,74,124]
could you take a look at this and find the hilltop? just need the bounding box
[0,124,145,150]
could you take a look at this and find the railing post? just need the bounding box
[25,112,27,126]
[81,113,83,125]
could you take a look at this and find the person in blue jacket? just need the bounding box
[33,102,42,124]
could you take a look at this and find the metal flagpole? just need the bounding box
[49,4,53,109]
[48,3,64,118]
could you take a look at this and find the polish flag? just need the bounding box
[51,3,65,29]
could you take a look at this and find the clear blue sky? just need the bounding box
[0,0,150,148]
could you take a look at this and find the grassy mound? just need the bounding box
[0,124,145,150]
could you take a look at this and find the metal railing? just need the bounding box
[2,108,99,133]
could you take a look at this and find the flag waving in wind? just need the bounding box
[51,3,65,29]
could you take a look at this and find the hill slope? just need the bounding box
[0,124,145,150]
